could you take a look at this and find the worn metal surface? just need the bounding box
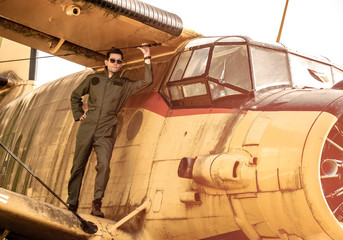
[2,30,343,240]
[0,0,199,67]
[83,0,183,36]
[0,187,89,240]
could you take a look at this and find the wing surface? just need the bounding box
[0,187,115,240]
[0,0,200,67]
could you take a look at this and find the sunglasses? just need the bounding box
[109,58,123,64]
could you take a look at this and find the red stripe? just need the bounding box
[168,108,235,117]
[125,92,170,116]
[125,92,238,117]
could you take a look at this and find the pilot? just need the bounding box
[67,44,153,218]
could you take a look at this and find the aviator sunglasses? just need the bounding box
[109,58,123,64]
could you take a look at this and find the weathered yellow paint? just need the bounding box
[1,0,343,239]
[251,111,321,192]
[1,65,340,239]
[302,112,342,239]
[0,62,342,240]
[0,0,200,67]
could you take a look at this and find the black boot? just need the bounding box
[68,203,78,212]
[67,200,78,212]
[91,199,104,218]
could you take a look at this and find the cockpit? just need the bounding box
[159,36,343,109]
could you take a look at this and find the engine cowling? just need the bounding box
[178,89,343,239]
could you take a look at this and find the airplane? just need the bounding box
[1,0,343,239]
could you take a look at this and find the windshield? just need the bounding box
[161,43,251,108]
[251,46,291,90]
[160,36,343,109]
[170,48,210,82]
[209,45,251,99]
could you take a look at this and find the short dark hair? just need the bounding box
[106,48,123,60]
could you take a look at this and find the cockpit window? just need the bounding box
[183,82,207,98]
[209,45,251,91]
[184,48,210,78]
[289,53,333,88]
[160,36,343,109]
[169,83,207,101]
[251,46,291,90]
[170,51,192,82]
[170,48,210,82]
[169,85,183,100]
[160,43,252,108]
[209,82,243,100]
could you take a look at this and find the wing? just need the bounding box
[0,187,93,239]
[0,187,138,240]
[0,0,201,67]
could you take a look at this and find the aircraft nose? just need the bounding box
[318,116,343,221]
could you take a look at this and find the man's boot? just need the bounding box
[67,201,78,212]
[68,204,78,212]
[91,199,105,218]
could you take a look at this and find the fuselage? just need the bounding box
[2,36,343,239]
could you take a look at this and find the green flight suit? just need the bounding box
[67,63,153,206]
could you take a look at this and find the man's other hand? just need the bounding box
[79,112,87,121]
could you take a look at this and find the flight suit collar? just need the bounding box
[104,67,122,82]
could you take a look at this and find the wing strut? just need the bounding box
[0,142,98,234]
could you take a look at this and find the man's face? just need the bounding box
[105,53,123,74]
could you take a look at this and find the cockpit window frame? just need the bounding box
[160,39,255,109]
[159,36,343,109]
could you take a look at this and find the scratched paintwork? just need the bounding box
[0,50,247,239]
[1,0,343,238]
[0,0,200,67]
[0,48,342,240]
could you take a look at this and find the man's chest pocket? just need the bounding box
[89,77,101,103]
[111,81,124,102]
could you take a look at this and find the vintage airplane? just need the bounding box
[1,0,343,239]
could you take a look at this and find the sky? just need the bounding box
[35,0,343,87]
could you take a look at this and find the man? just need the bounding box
[67,44,153,218]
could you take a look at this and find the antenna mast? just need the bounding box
[277,0,290,43]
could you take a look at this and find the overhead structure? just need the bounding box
[0,0,199,67]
